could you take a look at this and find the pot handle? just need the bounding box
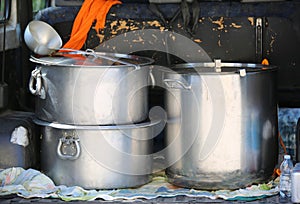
[29,68,46,99]
[57,135,81,160]
[149,68,156,88]
[163,78,191,90]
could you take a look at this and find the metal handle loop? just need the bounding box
[29,68,42,95]
[57,136,81,160]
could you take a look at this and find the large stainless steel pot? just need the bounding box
[29,51,154,125]
[35,118,160,189]
[164,60,278,190]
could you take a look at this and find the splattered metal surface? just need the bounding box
[95,17,245,45]
[35,3,297,64]
[94,19,166,46]
[91,16,257,63]
[35,2,300,105]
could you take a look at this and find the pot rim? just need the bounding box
[169,61,277,75]
[30,51,154,68]
[33,118,162,130]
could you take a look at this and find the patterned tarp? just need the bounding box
[0,167,279,202]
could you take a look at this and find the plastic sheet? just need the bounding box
[0,167,279,202]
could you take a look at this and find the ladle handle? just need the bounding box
[85,49,141,70]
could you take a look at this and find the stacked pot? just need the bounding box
[29,51,156,189]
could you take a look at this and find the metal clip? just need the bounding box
[239,69,247,77]
[57,132,81,160]
[214,59,222,73]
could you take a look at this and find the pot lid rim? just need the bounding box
[171,62,277,69]
[29,51,154,68]
[33,118,162,130]
[164,61,277,75]
[171,62,277,70]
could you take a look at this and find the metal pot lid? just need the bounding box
[30,49,154,68]
[170,59,277,74]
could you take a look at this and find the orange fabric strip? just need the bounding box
[63,0,121,50]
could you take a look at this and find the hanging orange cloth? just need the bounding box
[63,0,121,50]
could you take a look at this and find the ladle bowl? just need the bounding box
[24,20,62,55]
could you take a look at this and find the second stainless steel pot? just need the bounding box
[35,118,159,189]
[164,61,278,190]
[29,51,153,125]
